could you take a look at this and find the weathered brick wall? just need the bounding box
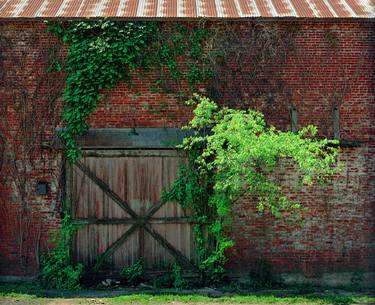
[229,146,374,276]
[0,21,64,276]
[0,20,373,284]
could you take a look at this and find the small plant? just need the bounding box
[350,271,364,291]
[172,263,187,289]
[120,258,145,286]
[288,282,318,294]
[247,260,282,289]
[39,213,83,290]
[152,272,174,289]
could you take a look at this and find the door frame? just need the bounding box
[64,128,199,274]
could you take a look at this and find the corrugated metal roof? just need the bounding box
[0,0,373,18]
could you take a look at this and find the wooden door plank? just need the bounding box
[113,224,139,268]
[110,158,127,219]
[143,223,198,271]
[93,223,139,271]
[76,161,139,220]
[72,149,200,273]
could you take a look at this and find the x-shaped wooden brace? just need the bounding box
[74,161,198,272]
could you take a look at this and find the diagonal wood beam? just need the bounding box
[143,223,198,271]
[75,160,198,272]
[75,161,139,219]
[144,200,167,220]
[93,223,139,272]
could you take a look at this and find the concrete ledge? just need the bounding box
[281,272,375,289]
[0,275,35,282]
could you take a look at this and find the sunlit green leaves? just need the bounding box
[185,94,339,218]
[167,94,340,280]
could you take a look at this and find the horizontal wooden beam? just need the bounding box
[72,217,197,225]
[81,149,185,158]
[54,128,194,149]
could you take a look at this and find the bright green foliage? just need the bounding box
[48,21,212,161]
[185,94,339,216]
[166,94,339,281]
[120,258,145,286]
[162,152,220,282]
[39,213,83,290]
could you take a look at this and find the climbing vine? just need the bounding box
[164,94,340,282]
[48,20,213,161]
[39,213,83,289]
[0,28,65,274]
[47,20,345,282]
[49,20,297,162]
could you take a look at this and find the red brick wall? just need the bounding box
[0,21,64,276]
[0,20,374,281]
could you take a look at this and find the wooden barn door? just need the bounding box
[67,149,197,273]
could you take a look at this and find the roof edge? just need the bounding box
[0,16,374,22]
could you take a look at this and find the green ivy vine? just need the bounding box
[39,213,83,289]
[48,20,213,161]
[164,94,339,282]
[47,21,339,284]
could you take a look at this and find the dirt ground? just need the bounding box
[0,298,107,305]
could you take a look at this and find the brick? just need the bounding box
[0,19,374,278]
